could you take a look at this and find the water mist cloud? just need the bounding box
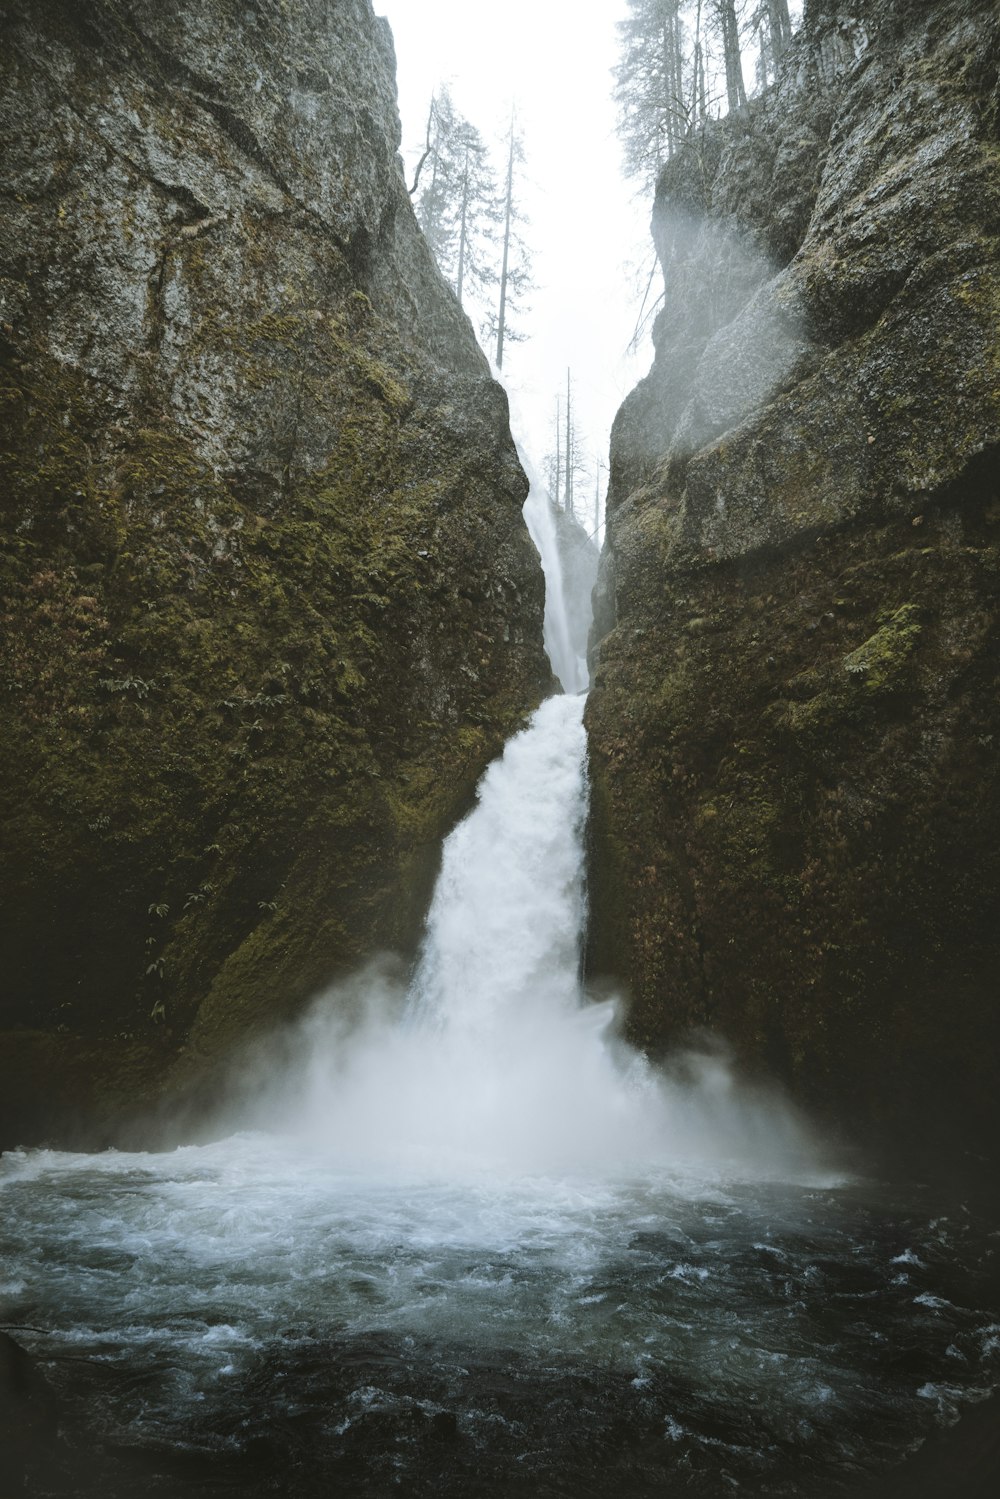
[225,697,834,1190]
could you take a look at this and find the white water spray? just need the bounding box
[521,474,588,694]
[244,382,825,1182]
[258,692,823,1182]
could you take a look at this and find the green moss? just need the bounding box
[841,603,922,692]
[1,307,544,1113]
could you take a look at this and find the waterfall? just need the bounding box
[521,474,588,694]
[408,694,588,1039]
[269,695,820,1180]
[251,404,822,1180]
[496,370,588,695]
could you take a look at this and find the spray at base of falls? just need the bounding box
[250,692,824,1183]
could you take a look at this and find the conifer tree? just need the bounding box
[486,115,532,368]
[614,1,687,194]
[413,86,499,311]
[413,93,531,362]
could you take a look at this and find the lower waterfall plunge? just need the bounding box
[1,484,997,1496]
[249,691,821,1182]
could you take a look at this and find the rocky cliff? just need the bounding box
[0,0,549,1145]
[588,0,1000,1149]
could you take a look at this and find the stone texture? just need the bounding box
[587,0,1000,1149]
[0,0,549,1144]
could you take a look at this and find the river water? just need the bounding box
[2,693,998,1495]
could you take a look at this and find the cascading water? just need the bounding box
[521,479,587,693]
[518,422,589,693]
[1,435,998,1497]
[259,691,817,1181]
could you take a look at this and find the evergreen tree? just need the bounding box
[615,2,795,191]
[412,87,500,311]
[614,1,687,194]
[485,116,532,368]
[412,93,531,363]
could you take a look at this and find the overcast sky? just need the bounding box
[377,0,651,527]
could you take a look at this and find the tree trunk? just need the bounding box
[769,0,792,59]
[456,146,469,306]
[719,0,747,114]
[555,396,562,506]
[662,17,674,162]
[564,368,574,518]
[692,0,707,122]
[495,123,515,369]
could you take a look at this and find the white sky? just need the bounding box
[377,0,651,523]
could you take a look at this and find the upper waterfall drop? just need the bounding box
[491,366,591,693]
[521,472,589,694]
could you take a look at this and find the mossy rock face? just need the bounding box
[0,0,549,1144]
[588,0,1000,1153]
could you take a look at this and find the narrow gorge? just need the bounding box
[1,2,998,1496]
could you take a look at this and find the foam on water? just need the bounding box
[2,1130,997,1497]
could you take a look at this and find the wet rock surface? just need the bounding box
[587,0,1000,1149]
[0,0,549,1145]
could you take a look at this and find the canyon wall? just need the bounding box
[588,0,1000,1149]
[0,0,550,1143]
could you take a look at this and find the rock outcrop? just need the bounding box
[588,0,1000,1149]
[0,0,549,1145]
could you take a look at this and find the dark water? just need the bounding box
[2,1136,997,1496]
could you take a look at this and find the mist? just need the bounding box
[225,696,829,1189]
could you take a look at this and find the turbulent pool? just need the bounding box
[2,1140,998,1496]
